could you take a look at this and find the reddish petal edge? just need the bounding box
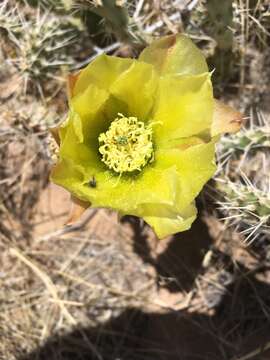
[211,99,243,136]
[66,195,90,225]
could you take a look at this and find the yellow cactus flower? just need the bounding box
[51,34,242,238]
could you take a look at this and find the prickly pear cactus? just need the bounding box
[216,111,270,244]
[2,2,80,95]
[205,0,234,51]
[75,0,146,46]
[0,1,20,38]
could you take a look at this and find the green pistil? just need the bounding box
[98,113,154,174]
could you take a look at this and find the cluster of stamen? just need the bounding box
[98,114,154,174]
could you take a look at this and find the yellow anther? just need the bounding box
[98,113,154,173]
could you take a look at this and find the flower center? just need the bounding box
[98,113,154,174]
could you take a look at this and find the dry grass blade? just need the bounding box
[234,341,270,360]
[10,247,76,325]
[1,1,270,359]
[9,247,103,360]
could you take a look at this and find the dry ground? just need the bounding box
[1,1,270,359]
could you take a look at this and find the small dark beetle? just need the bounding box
[89,176,97,188]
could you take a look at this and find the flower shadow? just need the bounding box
[19,264,270,360]
[121,214,213,293]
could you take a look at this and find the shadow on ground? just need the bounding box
[20,217,270,360]
[20,267,270,360]
[122,215,214,292]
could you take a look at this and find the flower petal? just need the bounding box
[59,115,103,173]
[110,61,158,119]
[49,125,61,146]
[67,71,81,99]
[70,82,114,150]
[66,195,90,225]
[71,84,109,121]
[153,73,213,144]
[211,99,243,136]
[91,165,178,212]
[73,54,133,97]
[155,139,216,211]
[139,34,208,76]
[141,203,197,239]
[51,158,85,191]
[51,158,99,207]
[52,160,179,215]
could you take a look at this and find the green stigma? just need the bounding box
[98,113,154,173]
